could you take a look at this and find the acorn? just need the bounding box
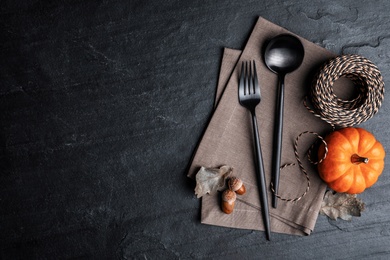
[228,177,246,195]
[221,189,236,214]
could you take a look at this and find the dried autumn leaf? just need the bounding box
[320,190,365,221]
[194,165,233,198]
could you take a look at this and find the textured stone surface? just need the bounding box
[1,0,390,259]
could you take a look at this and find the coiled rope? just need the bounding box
[273,54,385,202]
[307,54,385,128]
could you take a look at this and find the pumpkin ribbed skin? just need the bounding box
[318,127,385,194]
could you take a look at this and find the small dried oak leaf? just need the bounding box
[194,165,233,198]
[320,190,365,221]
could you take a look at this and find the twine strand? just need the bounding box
[271,131,327,202]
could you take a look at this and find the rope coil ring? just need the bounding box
[309,54,385,128]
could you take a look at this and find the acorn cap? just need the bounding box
[222,189,236,203]
[229,177,243,192]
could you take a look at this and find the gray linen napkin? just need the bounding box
[188,17,338,235]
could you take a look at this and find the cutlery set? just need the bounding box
[238,34,304,240]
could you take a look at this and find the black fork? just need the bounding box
[238,60,271,241]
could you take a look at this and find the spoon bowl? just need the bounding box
[264,34,305,74]
[264,34,304,208]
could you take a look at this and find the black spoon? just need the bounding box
[264,34,304,208]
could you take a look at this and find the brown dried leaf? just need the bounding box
[320,190,365,221]
[194,165,233,198]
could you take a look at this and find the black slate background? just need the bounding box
[1,1,390,259]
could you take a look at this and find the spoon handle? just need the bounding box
[272,75,285,208]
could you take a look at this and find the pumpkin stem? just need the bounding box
[351,154,369,164]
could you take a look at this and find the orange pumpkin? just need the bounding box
[318,127,385,194]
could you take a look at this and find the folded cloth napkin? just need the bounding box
[188,17,340,235]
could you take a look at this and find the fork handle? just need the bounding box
[251,111,271,241]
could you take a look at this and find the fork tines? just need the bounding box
[239,60,260,105]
